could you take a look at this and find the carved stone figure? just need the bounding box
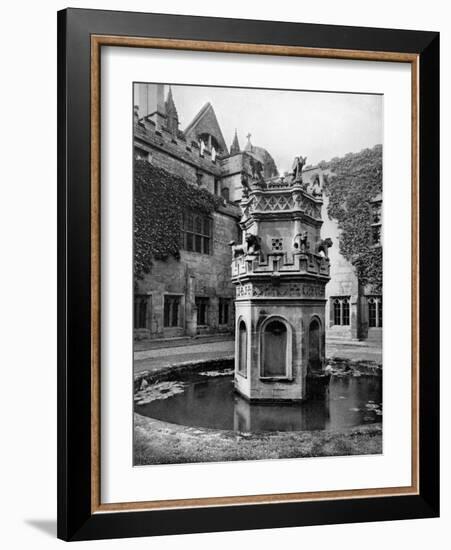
[245,233,262,254]
[292,155,307,182]
[315,237,333,258]
[293,231,309,253]
[249,155,263,181]
[229,233,261,258]
[311,174,323,197]
[299,231,309,253]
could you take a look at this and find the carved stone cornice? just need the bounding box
[235,280,326,299]
[240,186,323,223]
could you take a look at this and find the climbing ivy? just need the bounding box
[319,145,383,292]
[134,159,222,282]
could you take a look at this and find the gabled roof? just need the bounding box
[184,102,228,154]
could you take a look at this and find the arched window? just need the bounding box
[181,211,211,254]
[221,187,230,202]
[238,320,247,376]
[262,319,288,377]
[368,296,382,327]
[333,299,341,325]
[368,297,377,327]
[342,298,350,325]
[139,300,147,328]
[332,297,350,326]
[134,295,150,329]
[163,295,180,327]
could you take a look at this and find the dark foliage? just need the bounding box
[134,159,222,281]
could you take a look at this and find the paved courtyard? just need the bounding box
[134,336,382,374]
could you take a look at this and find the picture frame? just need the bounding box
[57,7,439,541]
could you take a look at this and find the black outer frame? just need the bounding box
[57,8,439,542]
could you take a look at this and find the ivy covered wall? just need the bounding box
[134,159,222,283]
[319,144,383,293]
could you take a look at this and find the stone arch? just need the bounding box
[308,315,323,373]
[236,317,248,377]
[259,315,293,379]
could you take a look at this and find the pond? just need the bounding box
[134,372,382,433]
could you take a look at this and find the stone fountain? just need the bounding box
[230,155,332,401]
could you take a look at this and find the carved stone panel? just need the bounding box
[236,282,325,299]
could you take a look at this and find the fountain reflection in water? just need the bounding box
[135,374,382,433]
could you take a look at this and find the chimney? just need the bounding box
[133,83,151,118]
[156,84,165,115]
[150,84,166,131]
[133,83,167,130]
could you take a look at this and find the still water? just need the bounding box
[135,374,382,433]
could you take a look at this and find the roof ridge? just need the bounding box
[184,102,212,134]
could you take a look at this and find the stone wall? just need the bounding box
[134,106,245,340]
[220,154,245,202]
[315,179,381,342]
[135,120,221,194]
[136,209,240,339]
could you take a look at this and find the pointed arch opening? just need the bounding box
[260,316,293,379]
[237,319,248,377]
[308,317,322,373]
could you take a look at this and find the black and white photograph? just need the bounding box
[0,0,444,545]
[133,83,383,466]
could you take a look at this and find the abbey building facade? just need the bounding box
[133,84,382,343]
